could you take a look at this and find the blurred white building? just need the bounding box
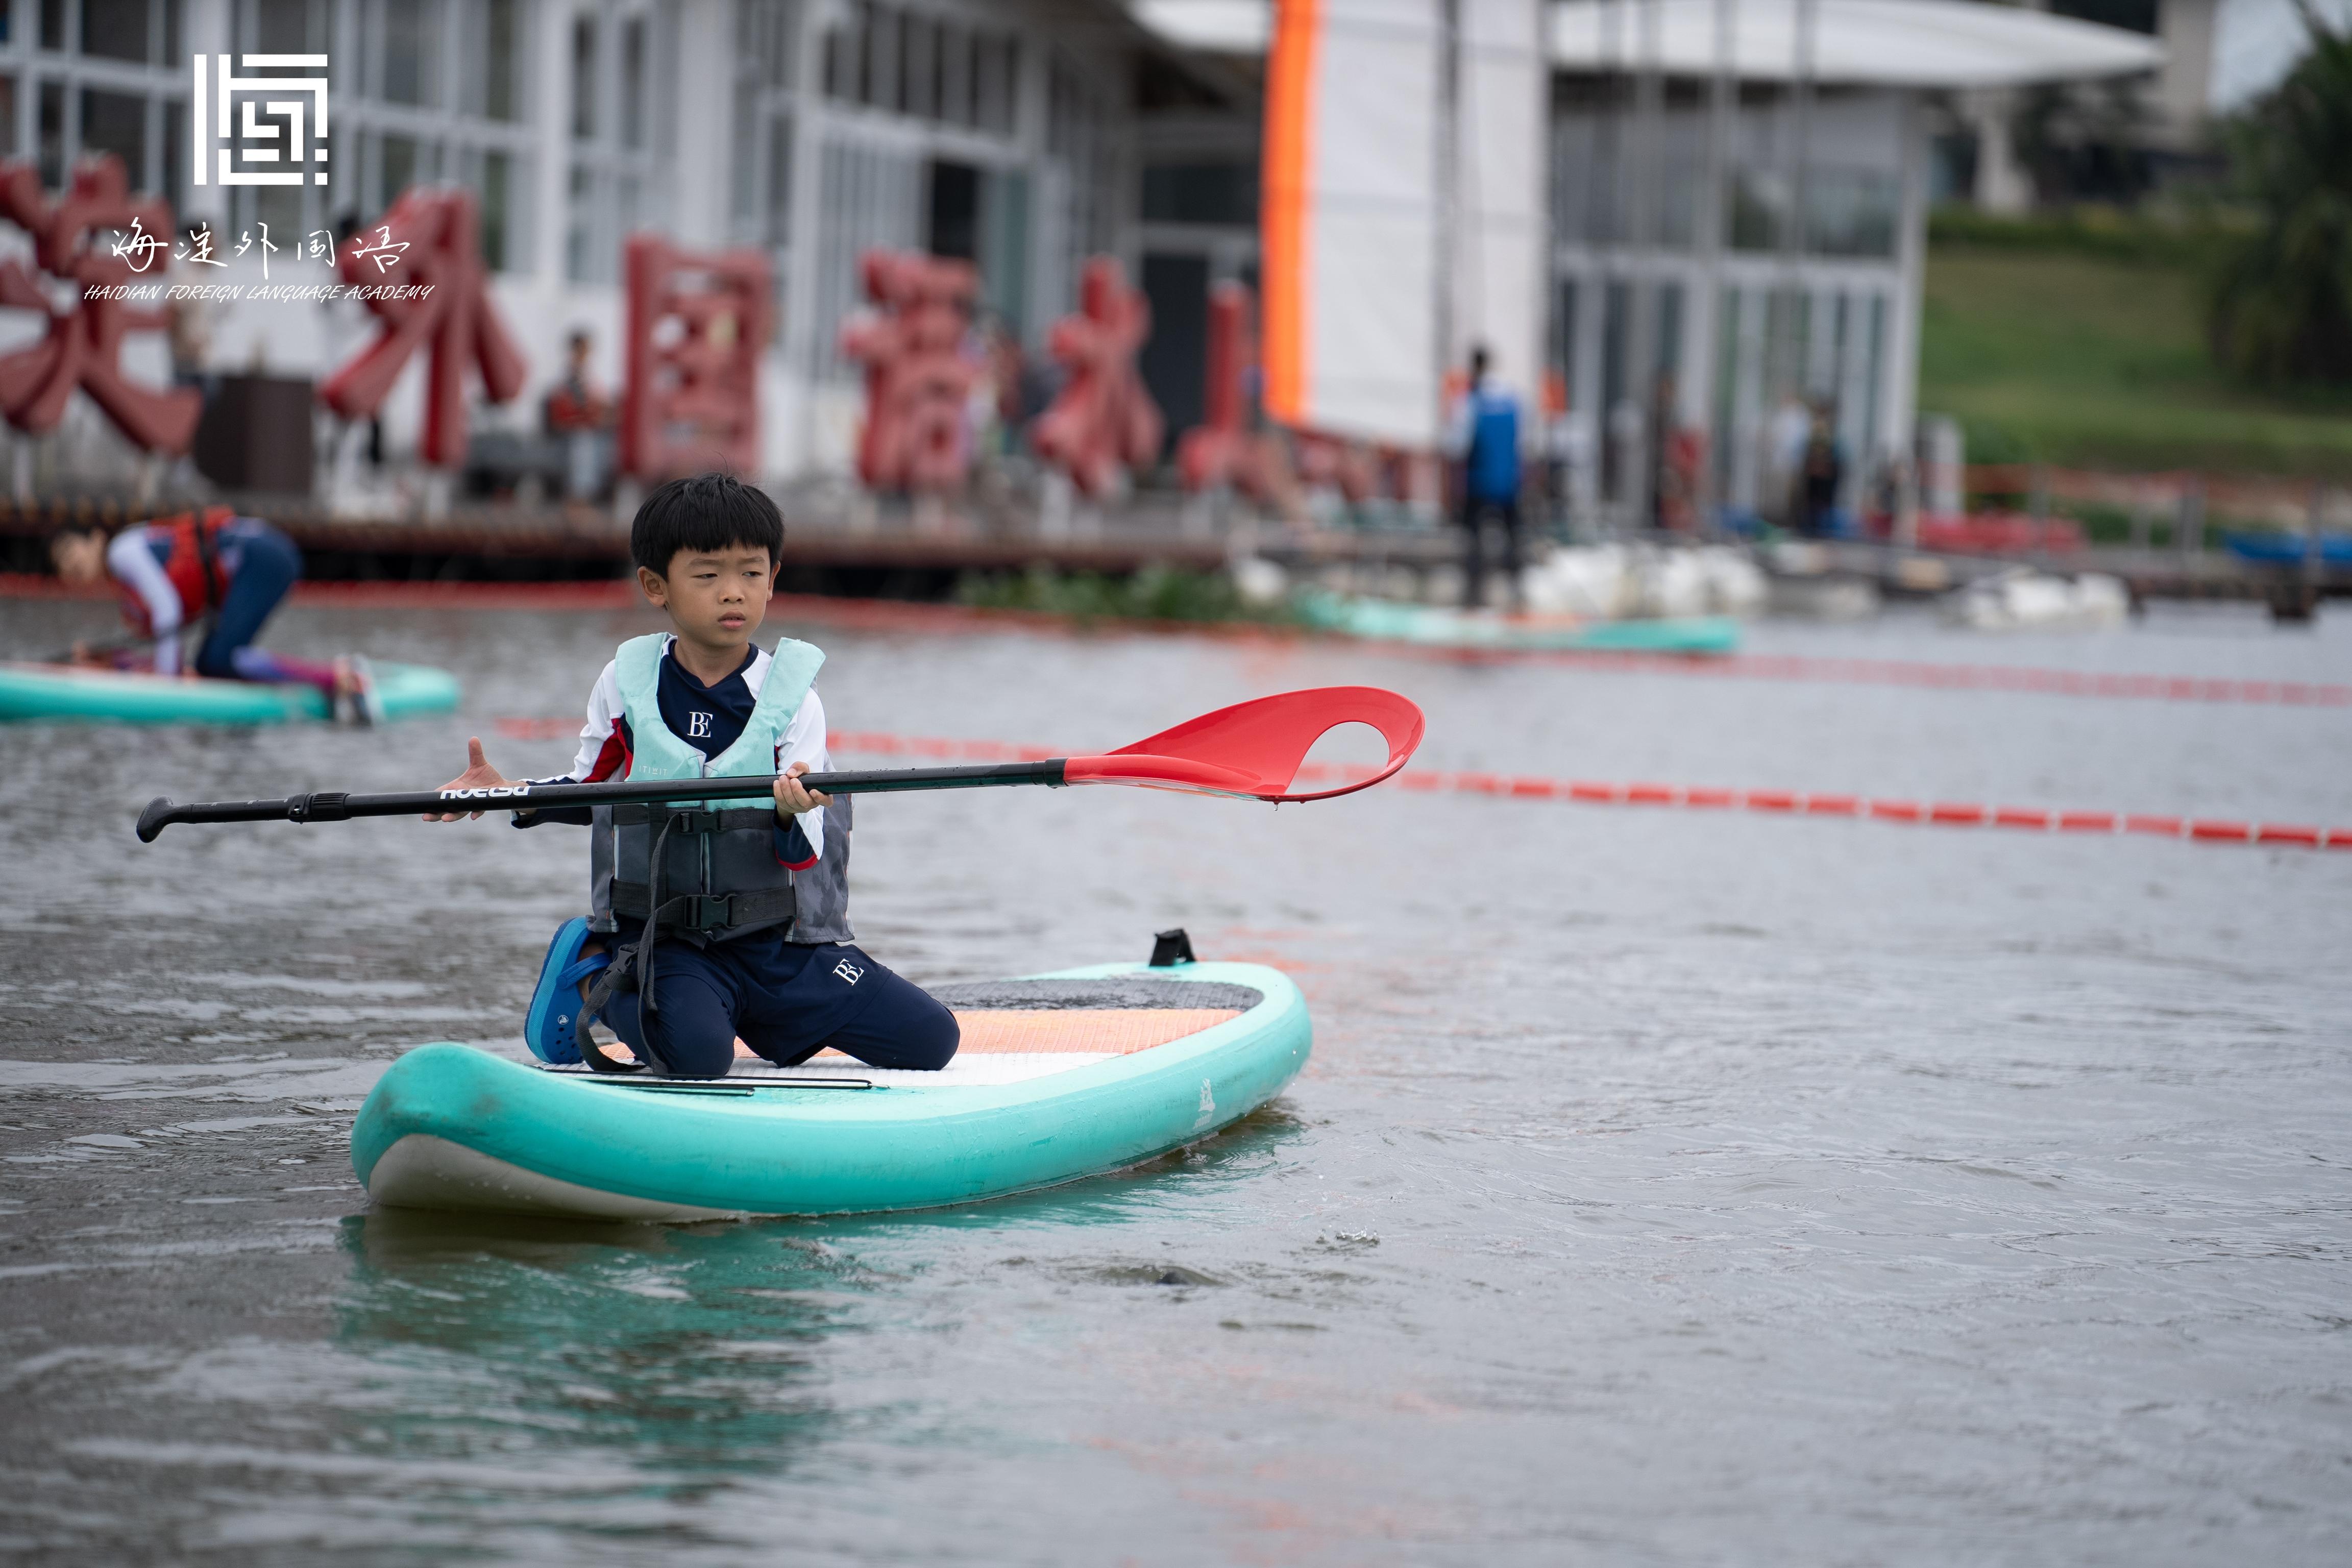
[0,0,2168,515]
[0,0,1142,486]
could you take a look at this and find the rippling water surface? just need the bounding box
[3,597,2348,1564]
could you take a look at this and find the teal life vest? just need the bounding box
[591,632,853,947]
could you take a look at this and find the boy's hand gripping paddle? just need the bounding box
[134,687,1427,841]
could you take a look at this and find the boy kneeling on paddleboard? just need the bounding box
[428,473,960,1079]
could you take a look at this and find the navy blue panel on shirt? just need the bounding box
[658,644,760,758]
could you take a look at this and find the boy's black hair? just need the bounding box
[630,473,785,577]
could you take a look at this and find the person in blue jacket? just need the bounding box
[1444,346,1526,609]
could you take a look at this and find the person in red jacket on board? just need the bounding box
[48,508,377,720]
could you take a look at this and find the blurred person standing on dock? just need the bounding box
[1765,390,1811,528]
[1540,370,1592,536]
[1797,400,1847,537]
[545,329,615,501]
[1444,345,1527,609]
[1650,372,1706,533]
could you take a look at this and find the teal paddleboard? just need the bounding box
[1300,591,1740,655]
[0,660,461,724]
[352,962,1310,1221]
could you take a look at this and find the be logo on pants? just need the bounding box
[832,958,865,986]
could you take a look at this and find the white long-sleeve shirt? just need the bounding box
[107,526,185,673]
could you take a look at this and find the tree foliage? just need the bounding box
[2208,6,2352,387]
[2011,78,2154,208]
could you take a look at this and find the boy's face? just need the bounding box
[640,546,776,652]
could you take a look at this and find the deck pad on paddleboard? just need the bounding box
[544,976,1267,1084]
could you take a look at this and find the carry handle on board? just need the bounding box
[134,687,1427,841]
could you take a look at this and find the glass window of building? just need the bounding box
[565,1,671,283]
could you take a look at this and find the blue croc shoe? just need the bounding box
[525,917,609,1065]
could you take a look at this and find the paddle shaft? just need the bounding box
[136,759,1067,842]
[43,626,176,666]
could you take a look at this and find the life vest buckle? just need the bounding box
[679,893,737,930]
[665,808,720,836]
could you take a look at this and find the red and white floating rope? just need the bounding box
[810,728,2346,851]
[1373,769,2345,848]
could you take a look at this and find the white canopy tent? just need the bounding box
[1134,0,2167,84]
[1548,0,2164,86]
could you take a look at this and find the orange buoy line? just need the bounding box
[1511,649,2352,708]
[483,721,2349,848]
[1371,768,2344,848]
[809,730,2342,851]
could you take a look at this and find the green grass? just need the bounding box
[1919,234,2352,479]
[1925,206,2225,266]
[953,565,1298,625]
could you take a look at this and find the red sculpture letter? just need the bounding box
[838,251,981,495]
[1177,281,1260,498]
[0,156,200,455]
[318,186,527,467]
[620,235,772,480]
[1031,257,1163,499]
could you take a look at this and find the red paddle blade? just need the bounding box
[1062,686,1426,802]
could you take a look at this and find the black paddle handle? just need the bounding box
[41,628,173,665]
[136,758,1069,842]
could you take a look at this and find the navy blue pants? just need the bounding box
[1458,493,1524,607]
[193,523,301,680]
[603,935,959,1080]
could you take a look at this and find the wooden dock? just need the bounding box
[1806,539,2350,620]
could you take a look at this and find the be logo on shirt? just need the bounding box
[687,710,714,739]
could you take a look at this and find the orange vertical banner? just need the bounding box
[1260,0,1320,426]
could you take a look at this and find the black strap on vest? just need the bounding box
[575,801,796,1075]
[575,949,645,1074]
[610,804,776,831]
[187,511,222,611]
[579,807,690,1075]
[182,510,225,669]
[610,883,796,931]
